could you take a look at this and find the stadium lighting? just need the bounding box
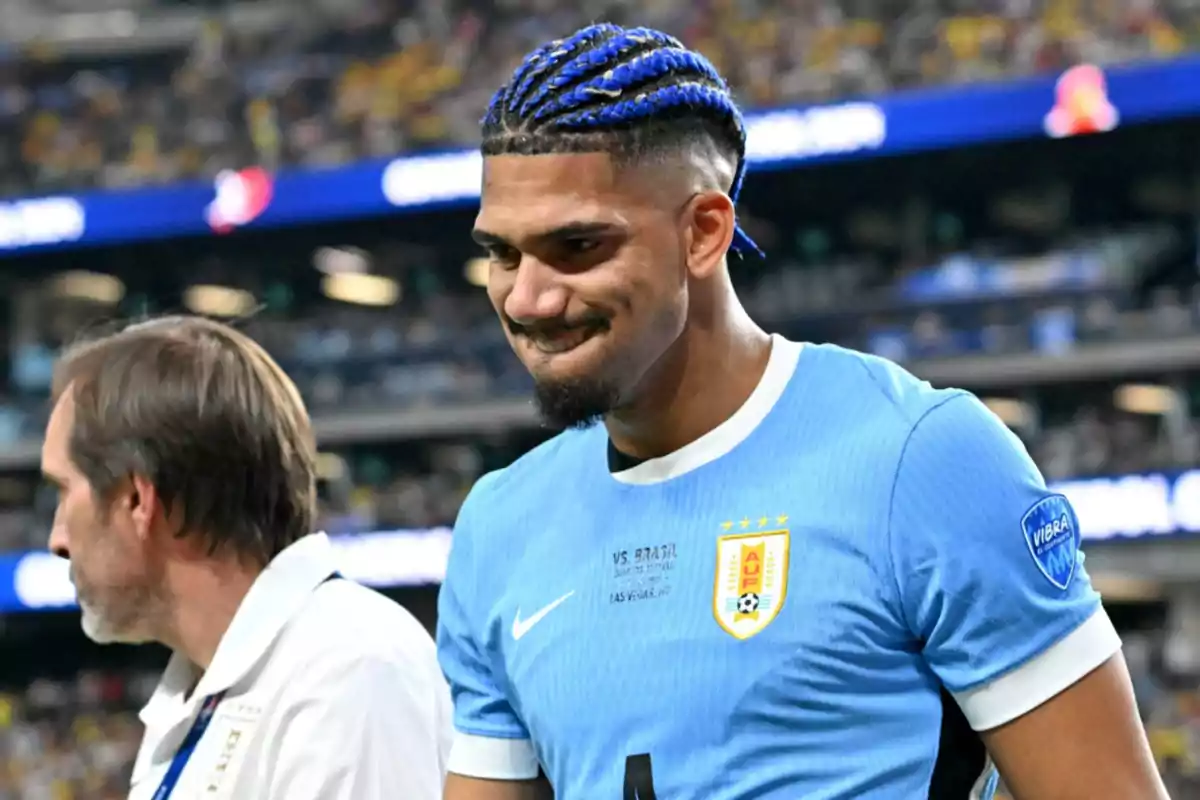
[464,257,489,287]
[313,246,370,275]
[982,397,1032,428]
[50,270,125,304]
[183,284,257,318]
[1114,383,1176,416]
[316,452,349,481]
[321,272,400,307]
[1088,575,1162,602]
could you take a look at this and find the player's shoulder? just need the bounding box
[459,424,602,517]
[802,341,975,430]
[804,343,1020,482]
[449,427,602,589]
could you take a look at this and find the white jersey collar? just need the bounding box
[139,532,339,725]
[610,335,803,486]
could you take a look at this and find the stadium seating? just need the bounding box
[4,0,1196,195]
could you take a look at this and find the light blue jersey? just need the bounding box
[437,337,1121,799]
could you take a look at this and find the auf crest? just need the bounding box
[713,518,790,640]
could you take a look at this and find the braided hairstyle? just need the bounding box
[481,23,761,257]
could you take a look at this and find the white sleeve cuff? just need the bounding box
[954,607,1122,732]
[448,732,540,780]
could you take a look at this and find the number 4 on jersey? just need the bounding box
[623,754,658,800]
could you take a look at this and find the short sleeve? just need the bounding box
[436,473,540,780]
[889,393,1121,732]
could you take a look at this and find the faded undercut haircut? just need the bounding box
[52,315,317,565]
[481,22,762,257]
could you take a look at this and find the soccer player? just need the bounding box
[41,316,452,799]
[436,22,1167,800]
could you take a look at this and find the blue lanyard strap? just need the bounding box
[152,690,227,800]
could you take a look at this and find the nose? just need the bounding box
[503,257,569,326]
[48,520,69,560]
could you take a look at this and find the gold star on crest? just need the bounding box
[776,514,789,525]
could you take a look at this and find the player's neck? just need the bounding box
[607,303,770,462]
[158,557,261,671]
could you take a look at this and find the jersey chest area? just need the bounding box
[490,475,922,793]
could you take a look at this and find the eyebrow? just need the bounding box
[471,221,620,248]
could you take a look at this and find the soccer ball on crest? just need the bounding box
[737,592,760,614]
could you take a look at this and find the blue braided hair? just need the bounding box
[481,23,762,258]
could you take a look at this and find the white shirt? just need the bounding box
[128,533,452,800]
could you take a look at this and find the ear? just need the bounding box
[683,190,735,281]
[127,473,161,542]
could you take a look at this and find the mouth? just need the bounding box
[526,325,605,355]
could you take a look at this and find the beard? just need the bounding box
[76,574,156,645]
[532,374,622,430]
[79,596,123,643]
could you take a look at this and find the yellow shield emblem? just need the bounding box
[713,529,790,640]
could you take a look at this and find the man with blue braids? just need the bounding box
[436,22,1166,800]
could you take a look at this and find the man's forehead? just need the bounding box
[47,389,75,430]
[477,152,675,236]
[481,152,625,209]
[41,391,74,471]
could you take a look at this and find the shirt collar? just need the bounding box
[610,335,804,485]
[139,532,339,725]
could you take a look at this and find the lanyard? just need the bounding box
[151,690,227,800]
[149,571,343,800]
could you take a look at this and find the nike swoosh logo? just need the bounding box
[512,591,575,641]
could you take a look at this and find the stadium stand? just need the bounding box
[1,0,1200,796]
[3,0,1197,194]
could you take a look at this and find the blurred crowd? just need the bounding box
[0,671,151,800]
[2,0,1199,195]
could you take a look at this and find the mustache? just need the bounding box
[503,313,611,339]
